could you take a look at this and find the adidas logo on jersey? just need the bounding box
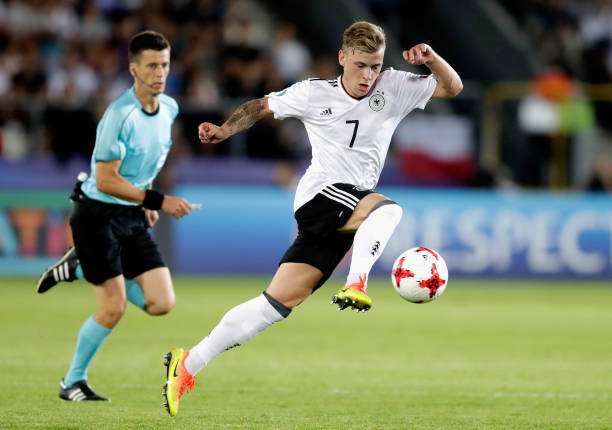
[320,107,333,116]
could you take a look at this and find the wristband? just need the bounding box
[143,189,165,210]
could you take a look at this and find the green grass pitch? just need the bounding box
[1,277,612,429]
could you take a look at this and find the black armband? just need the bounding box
[142,189,165,210]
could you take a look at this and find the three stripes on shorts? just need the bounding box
[320,185,359,209]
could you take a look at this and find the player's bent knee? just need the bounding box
[146,293,176,316]
[148,300,175,316]
[377,202,402,226]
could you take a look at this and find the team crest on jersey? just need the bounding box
[369,93,385,111]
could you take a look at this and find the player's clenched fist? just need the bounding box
[162,195,192,219]
[198,122,229,144]
[403,43,437,66]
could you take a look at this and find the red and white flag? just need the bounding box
[393,114,474,185]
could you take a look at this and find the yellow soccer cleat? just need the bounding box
[331,274,372,312]
[162,348,195,417]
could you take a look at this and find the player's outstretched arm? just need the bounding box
[198,97,272,144]
[96,160,193,219]
[403,44,463,98]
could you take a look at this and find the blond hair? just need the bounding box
[342,21,386,53]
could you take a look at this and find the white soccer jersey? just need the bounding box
[266,69,437,211]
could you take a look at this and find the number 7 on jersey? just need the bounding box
[345,120,359,148]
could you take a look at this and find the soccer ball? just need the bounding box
[391,247,449,303]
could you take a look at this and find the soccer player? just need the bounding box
[39,31,194,402]
[162,21,462,416]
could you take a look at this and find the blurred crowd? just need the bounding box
[0,0,338,168]
[502,0,612,190]
[0,0,611,191]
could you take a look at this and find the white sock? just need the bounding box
[184,293,289,376]
[346,203,403,287]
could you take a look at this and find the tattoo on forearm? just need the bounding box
[224,98,267,134]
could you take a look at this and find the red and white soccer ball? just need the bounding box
[391,247,449,303]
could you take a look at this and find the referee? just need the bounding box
[38,31,193,402]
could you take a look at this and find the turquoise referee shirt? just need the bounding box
[81,87,179,205]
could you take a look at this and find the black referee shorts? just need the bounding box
[69,197,166,286]
[280,183,373,290]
